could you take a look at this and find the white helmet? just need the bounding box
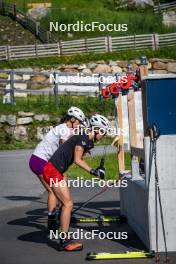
[67,106,85,123]
[90,114,110,132]
[81,117,90,128]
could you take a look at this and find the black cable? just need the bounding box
[153,138,168,262]
[72,185,110,215]
[153,139,159,262]
[72,176,126,215]
[148,124,169,263]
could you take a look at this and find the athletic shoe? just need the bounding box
[59,238,83,251]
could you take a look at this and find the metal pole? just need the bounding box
[53,71,59,106]
[0,0,5,16]
[10,70,15,105]
[13,3,16,19]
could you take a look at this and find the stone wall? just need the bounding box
[0,112,116,145]
[1,57,176,147]
[61,58,175,75]
[0,112,54,143]
[0,58,176,91]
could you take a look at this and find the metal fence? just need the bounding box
[0,70,104,105]
[0,0,56,43]
[154,1,176,13]
[0,32,176,61]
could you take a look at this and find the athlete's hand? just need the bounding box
[90,168,105,179]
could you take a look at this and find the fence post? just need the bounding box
[46,31,51,43]
[10,70,15,105]
[24,15,28,28]
[105,36,108,52]
[35,21,40,36]
[57,42,60,56]
[134,35,136,50]
[35,43,38,57]
[53,71,59,106]
[59,40,63,55]
[0,0,5,15]
[6,45,10,60]
[158,3,161,14]
[85,37,88,53]
[106,36,112,53]
[12,3,17,19]
[152,32,159,50]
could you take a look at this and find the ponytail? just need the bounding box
[59,116,66,124]
[59,115,71,124]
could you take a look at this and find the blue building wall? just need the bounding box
[145,78,176,135]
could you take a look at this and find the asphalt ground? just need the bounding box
[0,146,117,211]
[0,148,175,264]
[1,185,176,264]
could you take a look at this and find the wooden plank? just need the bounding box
[11,51,36,55]
[0,33,175,61]
[141,80,148,134]
[127,89,137,148]
[139,65,148,77]
[140,60,149,136]
[116,95,125,172]
[62,46,87,51]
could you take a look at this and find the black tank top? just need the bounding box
[50,134,94,173]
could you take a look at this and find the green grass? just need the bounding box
[67,152,131,180]
[5,0,176,41]
[0,133,113,150]
[0,140,38,150]
[0,94,115,150]
[0,94,115,116]
[0,46,176,69]
[0,15,40,45]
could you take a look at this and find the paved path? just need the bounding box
[0,146,117,211]
[0,147,175,264]
[0,187,162,264]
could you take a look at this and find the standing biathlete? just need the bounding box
[43,114,110,251]
[29,107,86,232]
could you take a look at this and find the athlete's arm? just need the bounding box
[74,145,92,172]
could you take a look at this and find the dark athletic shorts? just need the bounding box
[29,154,47,176]
[43,161,64,186]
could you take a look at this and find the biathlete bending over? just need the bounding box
[29,107,86,232]
[43,114,110,251]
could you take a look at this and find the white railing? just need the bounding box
[0,33,176,61]
[154,1,176,13]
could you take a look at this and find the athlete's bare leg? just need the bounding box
[52,179,73,234]
[38,175,59,212]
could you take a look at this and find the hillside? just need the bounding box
[0,15,40,45]
[4,0,176,41]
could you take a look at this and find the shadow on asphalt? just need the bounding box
[7,200,147,253]
[4,196,46,204]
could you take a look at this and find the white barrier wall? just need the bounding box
[120,135,176,252]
